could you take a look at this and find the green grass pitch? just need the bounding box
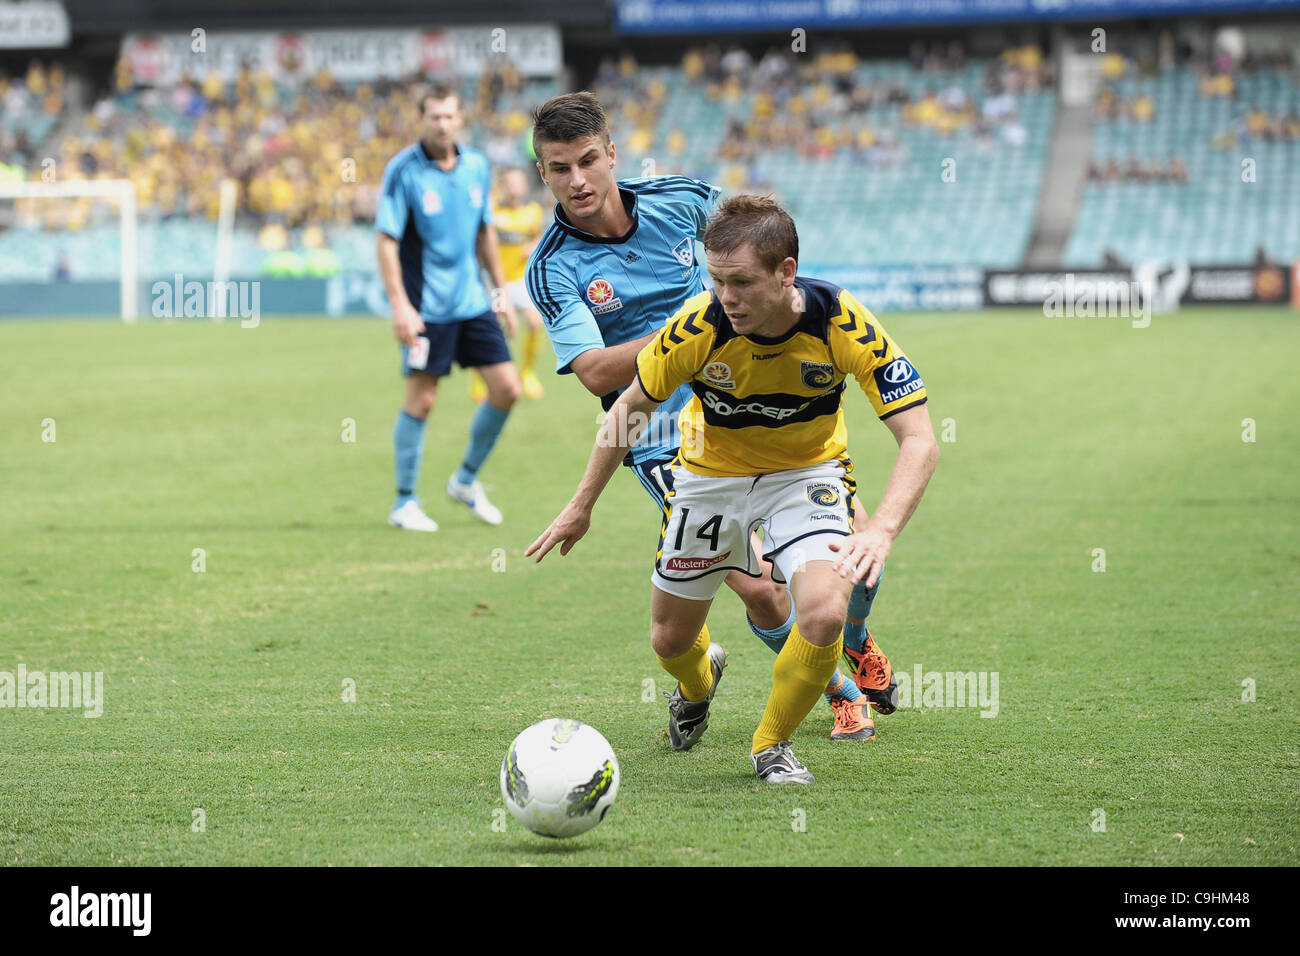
[2,308,1297,866]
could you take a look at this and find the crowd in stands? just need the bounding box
[1212,108,1300,147]
[0,38,1093,232]
[5,57,539,244]
[589,40,1051,197]
[4,26,1296,274]
[716,40,1047,159]
[0,61,68,177]
[1094,85,1157,122]
[1086,32,1300,195]
[1087,155,1189,183]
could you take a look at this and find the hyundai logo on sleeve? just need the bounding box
[883,358,914,384]
[874,357,924,405]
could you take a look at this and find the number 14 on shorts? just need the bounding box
[672,507,724,552]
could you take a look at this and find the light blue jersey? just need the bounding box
[526,176,721,465]
[376,142,493,323]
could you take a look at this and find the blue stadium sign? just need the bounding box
[615,0,1300,33]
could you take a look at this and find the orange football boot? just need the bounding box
[842,631,900,715]
[829,697,877,741]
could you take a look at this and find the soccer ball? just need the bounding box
[500,718,620,838]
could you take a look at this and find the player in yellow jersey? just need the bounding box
[470,168,547,402]
[528,196,939,783]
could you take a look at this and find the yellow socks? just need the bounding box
[522,327,540,375]
[657,626,713,702]
[753,625,842,754]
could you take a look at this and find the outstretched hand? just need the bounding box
[525,501,592,562]
[826,520,894,587]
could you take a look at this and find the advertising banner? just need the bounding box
[120,25,561,85]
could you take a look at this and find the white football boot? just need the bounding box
[388,500,439,532]
[445,475,503,525]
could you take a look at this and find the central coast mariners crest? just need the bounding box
[801,361,835,389]
[806,482,841,507]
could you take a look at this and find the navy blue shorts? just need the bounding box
[628,452,679,510]
[400,310,511,377]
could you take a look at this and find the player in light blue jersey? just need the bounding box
[377,84,521,532]
[525,92,900,742]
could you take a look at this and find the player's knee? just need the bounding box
[406,389,436,418]
[795,600,849,646]
[650,624,695,660]
[490,375,522,408]
[742,580,790,629]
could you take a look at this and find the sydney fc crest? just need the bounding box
[672,237,694,267]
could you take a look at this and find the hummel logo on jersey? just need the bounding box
[752,351,783,360]
[625,250,642,263]
[672,237,694,267]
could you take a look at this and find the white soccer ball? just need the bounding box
[500,718,620,838]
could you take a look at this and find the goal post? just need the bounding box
[0,179,139,321]
[213,177,238,290]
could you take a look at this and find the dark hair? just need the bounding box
[531,91,610,158]
[703,195,799,272]
[419,83,459,114]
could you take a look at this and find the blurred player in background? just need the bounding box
[470,167,547,402]
[377,84,520,532]
[529,195,939,782]
[525,92,898,743]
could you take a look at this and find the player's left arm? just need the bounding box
[476,223,517,337]
[828,403,939,586]
[826,290,939,585]
[526,378,662,562]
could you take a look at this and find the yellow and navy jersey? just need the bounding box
[493,200,545,283]
[634,276,927,477]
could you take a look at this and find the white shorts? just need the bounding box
[506,278,535,312]
[652,460,857,601]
